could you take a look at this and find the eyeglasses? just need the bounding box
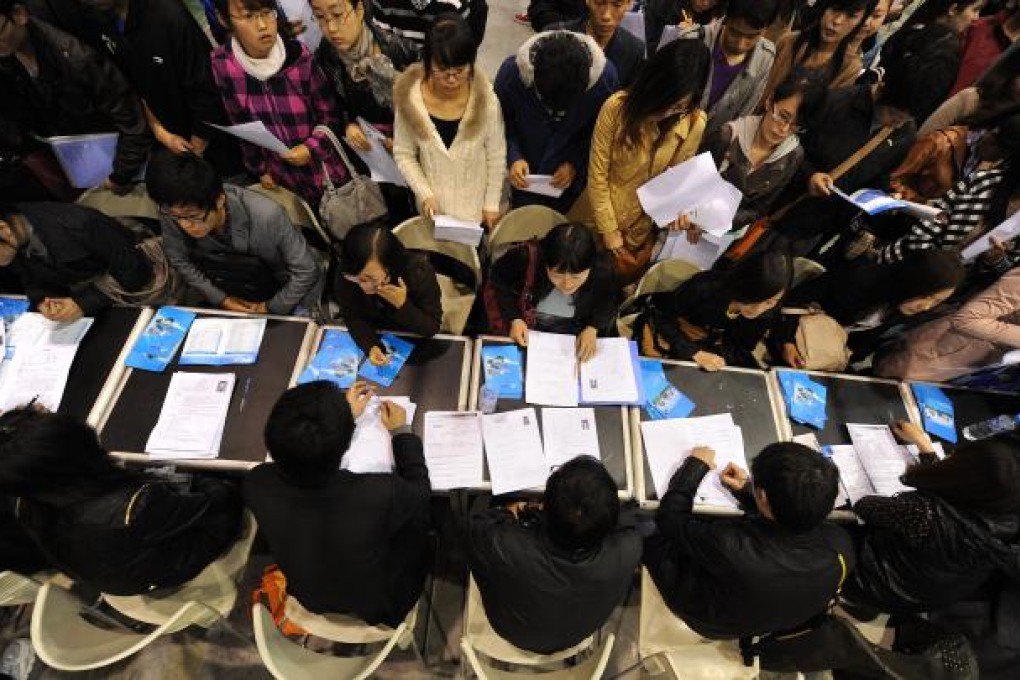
[314,6,358,27]
[159,206,213,226]
[767,104,805,134]
[229,7,278,24]
[430,65,470,82]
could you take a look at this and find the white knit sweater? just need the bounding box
[392,64,507,222]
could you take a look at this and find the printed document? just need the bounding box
[520,175,565,198]
[525,331,579,407]
[656,230,735,269]
[208,121,290,155]
[342,396,416,474]
[423,411,485,490]
[961,209,1020,261]
[826,444,871,506]
[0,315,93,412]
[636,152,743,235]
[434,214,484,246]
[180,318,267,365]
[579,337,640,404]
[482,407,549,494]
[542,407,600,466]
[350,118,407,187]
[146,372,235,459]
[846,423,914,496]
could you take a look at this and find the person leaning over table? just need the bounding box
[483,223,618,363]
[146,149,322,315]
[572,38,709,284]
[392,14,506,229]
[332,221,441,365]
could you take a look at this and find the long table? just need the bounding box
[904,382,1020,452]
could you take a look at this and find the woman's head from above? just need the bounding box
[541,223,597,296]
[814,0,874,47]
[423,14,477,97]
[891,251,965,316]
[758,74,823,147]
[310,0,364,52]
[215,0,280,59]
[340,221,406,295]
[621,39,709,143]
[727,251,791,319]
[911,0,984,35]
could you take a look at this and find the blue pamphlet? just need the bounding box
[778,370,828,430]
[911,383,958,443]
[299,329,365,388]
[640,359,695,420]
[0,296,30,360]
[481,344,524,399]
[358,333,414,387]
[125,307,196,372]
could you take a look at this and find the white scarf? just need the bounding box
[232,36,286,81]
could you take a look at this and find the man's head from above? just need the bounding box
[543,456,620,553]
[531,32,592,117]
[264,381,355,484]
[750,443,840,533]
[720,0,778,59]
[146,150,228,239]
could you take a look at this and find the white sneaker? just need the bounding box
[0,639,35,680]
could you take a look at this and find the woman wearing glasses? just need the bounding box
[701,74,823,232]
[210,0,349,208]
[392,14,507,228]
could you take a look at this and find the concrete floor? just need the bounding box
[477,0,534,79]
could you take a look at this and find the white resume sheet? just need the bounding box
[826,444,871,506]
[422,411,485,490]
[341,396,417,474]
[0,315,93,412]
[482,407,549,495]
[579,338,640,404]
[542,407,600,467]
[525,331,579,407]
[846,423,914,496]
[146,372,235,459]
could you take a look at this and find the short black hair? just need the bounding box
[751,442,839,533]
[726,0,780,30]
[145,149,223,211]
[540,222,596,274]
[423,13,477,72]
[543,456,619,551]
[727,251,791,304]
[339,221,408,278]
[532,32,591,113]
[263,381,355,483]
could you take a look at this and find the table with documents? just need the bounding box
[905,382,1020,452]
[632,359,786,509]
[471,337,635,498]
[96,308,317,469]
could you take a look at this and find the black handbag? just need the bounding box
[190,245,281,302]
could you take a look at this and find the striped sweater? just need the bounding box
[875,166,1008,263]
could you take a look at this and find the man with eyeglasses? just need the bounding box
[146,150,322,316]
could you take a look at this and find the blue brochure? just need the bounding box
[125,307,196,372]
[481,344,524,399]
[298,329,365,388]
[640,359,695,420]
[358,333,414,387]
[778,370,828,430]
[0,296,30,360]
[911,383,958,443]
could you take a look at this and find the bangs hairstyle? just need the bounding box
[339,221,408,278]
[727,251,791,304]
[770,73,826,132]
[620,39,710,147]
[212,0,276,22]
[145,149,223,211]
[794,0,876,81]
[423,13,477,72]
[726,0,780,31]
[891,251,965,306]
[540,223,597,274]
[902,435,1020,514]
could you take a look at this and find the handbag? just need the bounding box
[314,124,388,241]
[782,306,851,372]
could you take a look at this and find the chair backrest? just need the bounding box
[618,259,702,318]
[460,635,615,680]
[284,595,413,644]
[791,257,826,289]
[76,185,160,221]
[246,184,333,245]
[488,206,567,264]
[0,571,43,607]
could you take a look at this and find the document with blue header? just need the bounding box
[299,329,365,388]
[180,317,267,365]
[126,307,196,372]
[358,333,414,387]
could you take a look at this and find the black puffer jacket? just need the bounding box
[846,491,1020,615]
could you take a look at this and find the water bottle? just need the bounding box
[961,414,1020,441]
[479,385,499,414]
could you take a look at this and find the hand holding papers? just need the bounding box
[961,209,1020,261]
[524,333,643,407]
[434,215,484,246]
[636,152,743,235]
[348,118,407,187]
[482,407,549,494]
[519,175,565,199]
[831,187,944,221]
[423,411,485,490]
[180,318,267,365]
[656,230,736,269]
[342,396,417,473]
[208,121,291,155]
[126,307,196,372]
[146,372,235,459]
[542,407,601,466]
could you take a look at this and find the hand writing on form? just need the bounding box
[346,381,374,418]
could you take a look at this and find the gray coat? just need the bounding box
[669,20,775,140]
[162,185,322,313]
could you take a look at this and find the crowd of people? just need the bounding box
[2,0,1020,675]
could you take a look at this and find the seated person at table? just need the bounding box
[644,442,854,639]
[844,421,1020,616]
[0,408,243,595]
[146,150,323,315]
[495,30,617,213]
[468,456,641,653]
[773,251,965,368]
[484,223,617,363]
[552,0,644,89]
[0,495,47,574]
[246,381,431,626]
[333,221,441,362]
[635,251,790,371]
[0,202,157,321]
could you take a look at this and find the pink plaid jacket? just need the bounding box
[211,40,348,207]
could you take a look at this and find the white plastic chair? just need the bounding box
[252,601,413,680]
[0,571,45,607]
[791,257,826,289]
[617,259,702,337]
[393,216,481,335]
[76,185,160,221]
[460,577,615,679]
[638,569,757,679]
[487,205,567,264]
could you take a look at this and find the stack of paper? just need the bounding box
[524,332,643,407]
[341,396,417,473]
[0,315,94,412]
[961,210,1020,261]
[636,152,743,235]
[656,230,736,269]
[639,359,695,420]
[299,329,365,388]
[358,333,414,387]
[126,307,197,372]
[146,372,235,459]
[349,118,407,187]
[520,175,564,198]
[831,187,943,221]
[640,414,746,507]
[423,411,485,490]
[845,424,916,496]
[481,345,524,399]
[778,371,828,430]
[482,407,549,494]
[542,407,601,466]
[434,214,484,246]
[180,318,267,366]
[911,383,957,443]
[826,437,945,507]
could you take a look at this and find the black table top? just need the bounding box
[920,383,1020,449]
[61,306,144,423]
[783,371,912,447]
[478,338,630,494]
[99,313,311,465]
[640,361,783,502]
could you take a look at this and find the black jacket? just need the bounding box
[244,431,432,627]
[0,19,150,185]
[644,457,855,639]
[468,506,642,653]
[332,253,442,355]
[637,270,776,367]
[16,478,242,595]
[527,0,585,31]
[10,202,153,315]
[556,18,646,89]
[847,489,1020,615]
